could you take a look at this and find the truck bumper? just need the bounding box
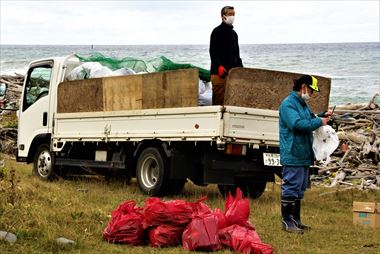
[203,154,276,185]
[16,154,27,163]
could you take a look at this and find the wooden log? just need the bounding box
[366,93,379,109]
[365,185,380,190]
[334,110,380,114]
[342,168,355,174]
[334,103,368,111]
[329,171,346,188]
[338,181,354,186]
[337,132,367,144]
[317,165,342,175]
[345,175,375,180]
[339,146,352,165]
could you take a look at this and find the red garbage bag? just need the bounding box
[148,224,184,247]
[182,213,223,251]
[143,197,193,227]
[225,188,254,229]
[213,208,227,230]
[191,196,212,216]
[219,225,273,254]
[102,200,144,245]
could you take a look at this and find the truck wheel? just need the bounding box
[136,147,170,196]
[218,182,267,199]
[246,182,267,199]
[169,179,186,195]
[33,144,55,181]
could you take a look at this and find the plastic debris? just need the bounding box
[225,188,254,229]
[102,200,144,245]
[101,188,273,253]
[313,125,339,164]
[182,213,223,251]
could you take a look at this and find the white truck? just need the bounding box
[16,55,282,198]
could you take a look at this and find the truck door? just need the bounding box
[17,62,53,159]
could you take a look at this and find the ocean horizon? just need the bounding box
[1,42,379,105]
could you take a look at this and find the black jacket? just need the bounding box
[209,22,243,75]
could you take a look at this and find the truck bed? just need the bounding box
[52,106,279,146]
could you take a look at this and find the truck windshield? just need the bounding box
[23,65,52,111]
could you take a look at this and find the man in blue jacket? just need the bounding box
[279,75,331,233]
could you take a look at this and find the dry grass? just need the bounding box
[0,113,18,129]
[0,154,379,254]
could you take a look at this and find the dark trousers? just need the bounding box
[281,165,309,199]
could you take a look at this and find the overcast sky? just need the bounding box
[1,0,379,45]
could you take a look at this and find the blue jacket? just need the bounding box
[279,91,323,166]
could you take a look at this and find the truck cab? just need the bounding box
[17,56,79,162]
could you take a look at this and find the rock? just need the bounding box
[0,231,17,245]
[55,237,76,247]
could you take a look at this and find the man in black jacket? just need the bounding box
[209,6,243,105]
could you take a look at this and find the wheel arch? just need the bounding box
[133,139,171,159]
[27,133,51,163]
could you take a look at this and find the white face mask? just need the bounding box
[224,15,235,25]
[301,87,310,101]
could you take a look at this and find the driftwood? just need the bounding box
[0,128,17,156]
[0,74,23,156]
[314,93,380,190]
[0,73,24,86]
[0,74,24,113]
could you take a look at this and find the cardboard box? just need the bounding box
[352,201,380,228]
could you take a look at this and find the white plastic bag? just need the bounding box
[312,125,339,164]
[89,66,113,78]
[67,63,137,81]
[66,62,113,80]
[110,68,136,76]
[198,80,212,106]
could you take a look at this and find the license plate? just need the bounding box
[263,153,281,166]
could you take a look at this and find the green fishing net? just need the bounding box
[75,53,210,82]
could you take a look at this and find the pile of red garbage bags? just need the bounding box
[103,188,273,254]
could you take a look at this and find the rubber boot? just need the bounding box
[292,199,311,231]
[281,199,304,234]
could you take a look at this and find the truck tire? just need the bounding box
[136,147,170,196]
[246,182,267,199]
[218,182,267,199]
[169,179,186,195]
[33,144,55,181]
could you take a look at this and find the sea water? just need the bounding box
[0,42,379,105]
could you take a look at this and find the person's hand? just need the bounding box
[324,109,335,122]
[321,117,328,126]
[325,110,333,116]
[218,65,227,78]
[325,109,334,117]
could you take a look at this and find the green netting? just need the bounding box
[75,53,148,73]
[75,53,211,82]
[147,56,210,82]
